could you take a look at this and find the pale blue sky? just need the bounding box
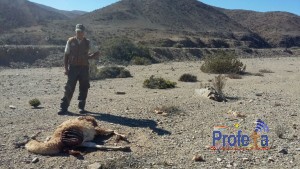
[28,0,300,15]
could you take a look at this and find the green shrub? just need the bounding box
[143,75,176,89]
[97,66,132,79]
[179,73,197,82]
[102,37,153,64]
[200,51,246,74]
[29,98,41,108]
[131,56,152,65]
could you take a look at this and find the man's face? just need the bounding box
[76,31,84,40]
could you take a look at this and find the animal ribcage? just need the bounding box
[61,127,84,147]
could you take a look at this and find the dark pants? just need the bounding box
[60,65,90,111]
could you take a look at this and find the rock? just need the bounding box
[293,124,297,129]
[195,87,226,102]
[88,162,102,169]
[217,158,223,162]
[255,93,263,96]
[279,148,288,154]
[115,91,126,95]
[268,157,275,162]
[226,164,233,168]
[195,88,211,97]
[295,148,300,151]
[242,158,249,162]
[192,154,205,162]
[228,110,246,118]
[31,157,39,163]
[9,105,16,109]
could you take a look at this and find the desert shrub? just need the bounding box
[102,37,153,65]
[179,73,197,82]
[259,69,274,73]
[227,73,242,79]
[29,98,41,108]
[201,51,246,74]
[97,66,131,79]
[143,75,176,89]
[131,56,152,65]
[212,75,226,96]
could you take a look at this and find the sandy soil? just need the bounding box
[0,57,299,169]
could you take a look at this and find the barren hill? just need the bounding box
[72,0,269,48]
[0,0,70,32]
[221,9,300,47]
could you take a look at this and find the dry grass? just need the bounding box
[212,75,226,95]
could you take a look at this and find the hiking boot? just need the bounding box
[58,109,68,115]
[79,109,86,114]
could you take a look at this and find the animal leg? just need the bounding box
[80,142,130,151]
[95,127,126,138]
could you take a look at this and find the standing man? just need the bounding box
[58,24,99,115]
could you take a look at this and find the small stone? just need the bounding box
[292,124,297,129]
[249,99,254,103]
[279,148,288,154]
[31,157,39,163]
[255,93,263,96]
[115,91,126,95]
[217,158,223,162]
[295,148,300,151]
[242,158,249,162]
[268,157,275,162]
[226,164,233,168]
[9,105,16,109]
[88,163,102,169]
[192,154,205,162]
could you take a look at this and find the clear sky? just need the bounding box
[28,0,300,15]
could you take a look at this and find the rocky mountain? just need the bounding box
[0,0,299,48]
[0,0,69,32]
[32,2,87,19]
[220,9,300,47]
[72,0,269,48]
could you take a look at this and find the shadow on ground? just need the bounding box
[87,111,171,136]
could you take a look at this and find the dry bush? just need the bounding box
[179,73,197,82]
[143,75,176,89]
[212,75,226,95]
[201,51,246,74]
[29,98,41,108]
[259,69,274,73]
[91,66,132,80]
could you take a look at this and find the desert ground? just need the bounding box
[0,57,299,169]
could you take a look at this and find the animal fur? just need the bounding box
[25,116,128,155]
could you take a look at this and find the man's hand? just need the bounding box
[64,68,69,75]
[89,51,100,59]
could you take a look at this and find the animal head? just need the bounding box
[77,116,98,127]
